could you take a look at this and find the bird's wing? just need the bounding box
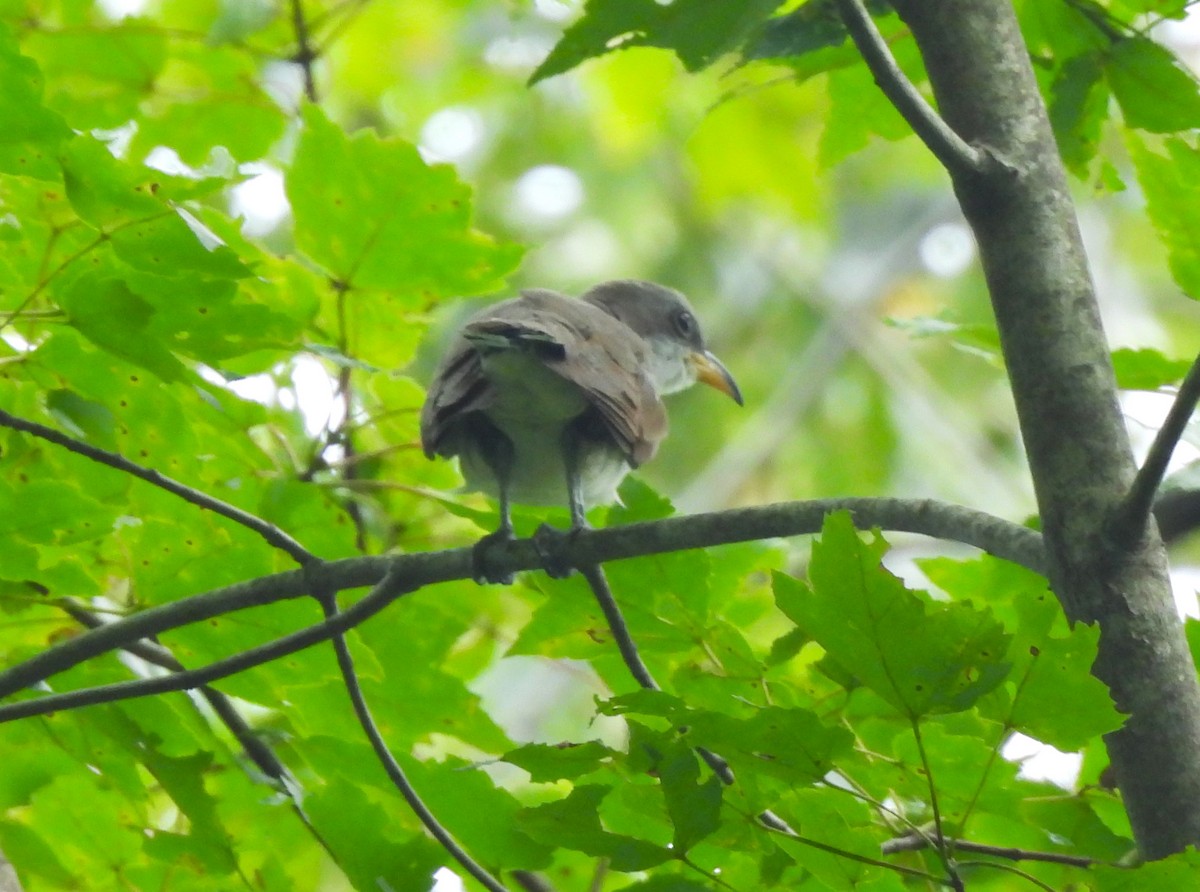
[420,290,666,466]
[419,329,490,459]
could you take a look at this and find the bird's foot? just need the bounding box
[532,523,583,579]
[472,528,517,585]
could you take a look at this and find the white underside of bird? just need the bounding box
[455,348,632,507]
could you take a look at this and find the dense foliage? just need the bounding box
[1,0,1200,890]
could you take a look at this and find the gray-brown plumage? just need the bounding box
[420,280,741,580]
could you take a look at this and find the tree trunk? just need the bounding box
[890,0,1200,859]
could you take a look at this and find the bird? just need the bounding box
[420,279,742,582]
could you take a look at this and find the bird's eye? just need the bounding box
[674,310,697,338]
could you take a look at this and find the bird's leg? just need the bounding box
[472,425,517,585]
[533,423,588,579]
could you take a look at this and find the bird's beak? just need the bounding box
[690,350,744,406]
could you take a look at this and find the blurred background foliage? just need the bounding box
[2,0,1200,889]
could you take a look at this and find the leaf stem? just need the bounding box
[911,719,963,889]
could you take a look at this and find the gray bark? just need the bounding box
[889,0,1200,858]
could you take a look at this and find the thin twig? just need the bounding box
[578,563,796,834]
[318,583,509,892]
[511,872,555,892]
[883,832,1102,868]
[834,0,993,177]
[1111,350,1200,544]
[290,0,319,102]
[763,822,952,885]
[0,408,317,566]
[911,720,963,890]
[579,564,657,690]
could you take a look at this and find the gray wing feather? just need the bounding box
[419,289,666,465]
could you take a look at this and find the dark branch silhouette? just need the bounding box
[1113,351,1200,544]
[320,585,510,892]
[290,0,319,102]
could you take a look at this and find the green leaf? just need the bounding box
[109,213,250,279]
[0,22,71,179]
[138,751,237,873]
[531,0,785,84]
[1126,134,1200,297]
[1184,617,1200,671]
[1022,795,1136,862]
[741,0,847,62]
[398,755,553,870]
[127,44,286,165]
[517,785,672,871]
[1093,850,1200,890]
[776,512,1012,717]
[1003,625,1125,750]
[658,743,722,852]
[765,626,809,666]
[0,477,117,551]
[288,106,520,297]
[502,741,617,782]
[1112,347,1193,390]
[28,773,143,872]
[886,316,1002,362]
[44,388,119,450]
[601,691,853,787]
[58,274,189,381]
[922,554,1123,750]
[615,878,711,892]
[1049,52,1109,176]
[60,136,162,227]
[686,705,854,785]
[771,787,901,889]
[1107,37,1200,133]
[24,18,167,130]
[59,138,240,286]
[305,779,444,891]
[818,24,919,167]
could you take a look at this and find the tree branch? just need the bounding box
[890,0,1200,858]
[290,0,319,103]
[319,586,510,892]
[60,599,292,785]
[0,571,417,723]
[0,498,1044,705]
[882,832,1102,867]
[1111,350,1200,544]
[0,408,317,566]
[834,0,993,178]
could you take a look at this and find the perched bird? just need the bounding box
[420,279,742,581]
